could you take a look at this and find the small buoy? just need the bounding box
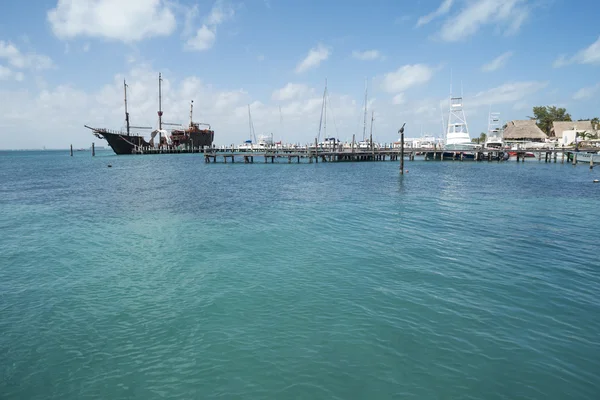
[107,164,112,168]
[406,170,409,173]
[594,179,599,183]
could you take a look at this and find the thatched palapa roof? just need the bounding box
[551,121,596,138]
[503,120,547,141]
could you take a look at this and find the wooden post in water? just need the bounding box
[572,153,577,165]
[590,156,594,170]
[70,144,73,156]
[352,134,355,154]
[561,151,564,163]
[92,142,95,156]
[399,123,405,174]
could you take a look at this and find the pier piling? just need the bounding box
[92,142,95,156]
[399,124,405,174]
[70,144,73,156]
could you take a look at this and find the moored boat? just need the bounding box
[86,73,214,154]
[442,94,479,159]
[569,151,600,163]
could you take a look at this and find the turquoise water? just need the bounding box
[1,150,599,399]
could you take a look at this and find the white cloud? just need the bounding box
[0,64,369,149]
[0,41,54,70]
[83,43,91,52]
[272,83,312,102]
[185,25,216,51]
[392,93,406,105]
[47,0,176,42]
[572,83,600,100]
[381,64,434,93]
[481,51,513,72]
[553,36,600,68]
[439,0,529,42]
[352,49,384,61]
[416,0,454,27]
[0,65,13,80]
[205,0,235,25]
[470,81,548,107]
[184,0,235,52]
[295,44,330,73]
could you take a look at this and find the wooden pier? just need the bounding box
[200,148,597,164]
[84,142,597,166]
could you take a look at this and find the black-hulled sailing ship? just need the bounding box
[85,73,214,155]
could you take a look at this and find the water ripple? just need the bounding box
[1,152,600,399]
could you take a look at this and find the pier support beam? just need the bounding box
[92,142,95,156]
[70,144,73,156]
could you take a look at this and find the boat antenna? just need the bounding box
[363,78,368,141]
[158,73,163,130]
[440,102,446,141]
[124,79,130,136]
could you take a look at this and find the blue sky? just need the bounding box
[0,0,599,149]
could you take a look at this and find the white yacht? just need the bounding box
[484,111,504,150]
[571,152,600,163]
[444,96,479,151]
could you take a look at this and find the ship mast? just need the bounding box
[369,110,374,138]
[189,100,194,126]
[362,79,368,141]
[124,80,130,136]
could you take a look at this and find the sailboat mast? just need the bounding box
[279,104,283,143]
[317,79,326,141]
[324,79,327,139]
[158,73,163,130]
[124,79,130,136]
[362,79,368,141]
[248,104,252,142]
[369,110,374,138]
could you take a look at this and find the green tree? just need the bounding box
[592,117,600,130]
[530,106,572,135]
[471,132,488,143]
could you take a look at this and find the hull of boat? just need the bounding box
[444,143,480,151]
[97,131,150,155]
[442,151,476,160]
[508,151,535,158]
[571,152,600,163]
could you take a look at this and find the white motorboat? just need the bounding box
[444,95,479,151]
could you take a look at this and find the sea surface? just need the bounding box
[1,149,599,399]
